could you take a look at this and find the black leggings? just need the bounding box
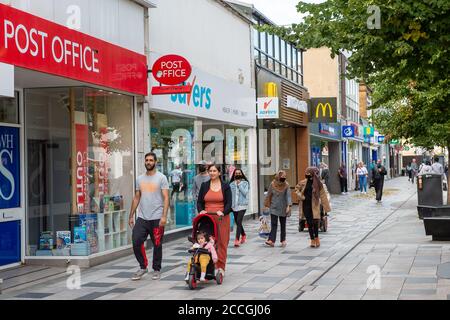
[233,210,246,240]
[269,214,286,243]
[304,210,319,240]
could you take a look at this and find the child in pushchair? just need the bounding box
[185,213,221,289]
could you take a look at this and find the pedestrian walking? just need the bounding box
[320,162,330,189]
[192,161,211,213]
[411,158,419,183]
[357,162,369,194]
[372,159,387,203]
[295,167,331,248]
[229,168,250,247]
[419,160,433,175]
[406,162,412,181]
[129,152,170,281]
[169,165,183,199]
[263,170,292,248]
[431,157,444,175]
[197,164,232,280]
[338,163,348,194]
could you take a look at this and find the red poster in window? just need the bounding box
[75,124,89,213]
[98,127,109,202]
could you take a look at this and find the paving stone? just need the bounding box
[437,263,450,279]
[76,292,109,300]
[15,292,55,299]
[82,282,118,288]
[401,289,437,295]
[108,272,135,279]
[405,277,437,284]
[231,286,269,293]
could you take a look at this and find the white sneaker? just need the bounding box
[341,192,345,195]
[131,268,148,281]
[184,272,189,281]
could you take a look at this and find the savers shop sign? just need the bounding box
[0,126,20,210]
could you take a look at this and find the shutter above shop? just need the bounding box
[280,80,309,127]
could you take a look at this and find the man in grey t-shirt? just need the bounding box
[129,152,169,281]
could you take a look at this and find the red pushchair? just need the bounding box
[186,212,223,290]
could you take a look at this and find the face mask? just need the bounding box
[235,175,242,179]
[279,178,286,183]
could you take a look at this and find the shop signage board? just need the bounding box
[309,97,337,123]
[286,95,308,113]
[319,123,338,137]
[150,62,256,127]
[257,97,279,119]
[0,126,20,209]
[152,55,191,85]
[0,4,147,95]
[390,139,399,145]
[378,135,385,143]
[364,126,375,137]
[342,126,355,138]
[151,54,193,95]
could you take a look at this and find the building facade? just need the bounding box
[147,0,258,232]
[0,0,154,269]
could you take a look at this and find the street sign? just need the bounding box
[390,139,399,145]
[377,135,385,143]
[342,126,355,138]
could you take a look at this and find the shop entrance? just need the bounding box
[0,91,23,268]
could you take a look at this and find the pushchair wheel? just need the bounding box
[188,273,197,290]
[216,271,224,285]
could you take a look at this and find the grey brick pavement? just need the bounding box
[2,177,450,300]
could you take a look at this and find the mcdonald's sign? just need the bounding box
[309,98,337,123]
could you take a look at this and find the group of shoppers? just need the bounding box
[128,154,251,282]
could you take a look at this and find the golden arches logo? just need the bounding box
[315,103,333,118]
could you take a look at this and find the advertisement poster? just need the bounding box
[79,214,99,254]
[97,126,109,212]
[0,126,20,209]
[75,124,89,213]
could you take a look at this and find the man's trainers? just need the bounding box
[152,270,161,280]
[131,268,148,281]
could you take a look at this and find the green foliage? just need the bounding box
[258,0,450,148]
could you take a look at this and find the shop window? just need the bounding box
[0,92,19,124]
[25,87,134,257]
[150,113,195,231]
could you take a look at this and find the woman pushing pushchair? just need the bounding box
[192,163,232,287]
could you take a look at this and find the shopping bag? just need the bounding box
[258,210,271,238]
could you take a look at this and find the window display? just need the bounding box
[26,87,134,257]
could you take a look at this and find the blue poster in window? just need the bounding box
[0,126,20,209]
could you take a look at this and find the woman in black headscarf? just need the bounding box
[295,167,331,248]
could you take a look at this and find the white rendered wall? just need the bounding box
[149,0,253,87]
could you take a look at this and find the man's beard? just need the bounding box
[146,164,155,171]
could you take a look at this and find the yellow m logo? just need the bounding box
[315,103,333,118]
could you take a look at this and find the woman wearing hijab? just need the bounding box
[263,170,292,247]
[295,167,331,248]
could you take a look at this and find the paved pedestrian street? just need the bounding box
[2,177,450,301]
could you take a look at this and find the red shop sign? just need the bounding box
[152,54,191,85]
[0,4,148,95]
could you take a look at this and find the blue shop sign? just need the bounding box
[0,126,20,209]
[378,135,385,143]
[342,126,355,138]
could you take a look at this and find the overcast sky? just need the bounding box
[236,0,325,26]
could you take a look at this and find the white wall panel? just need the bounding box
[149,0,252,86]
